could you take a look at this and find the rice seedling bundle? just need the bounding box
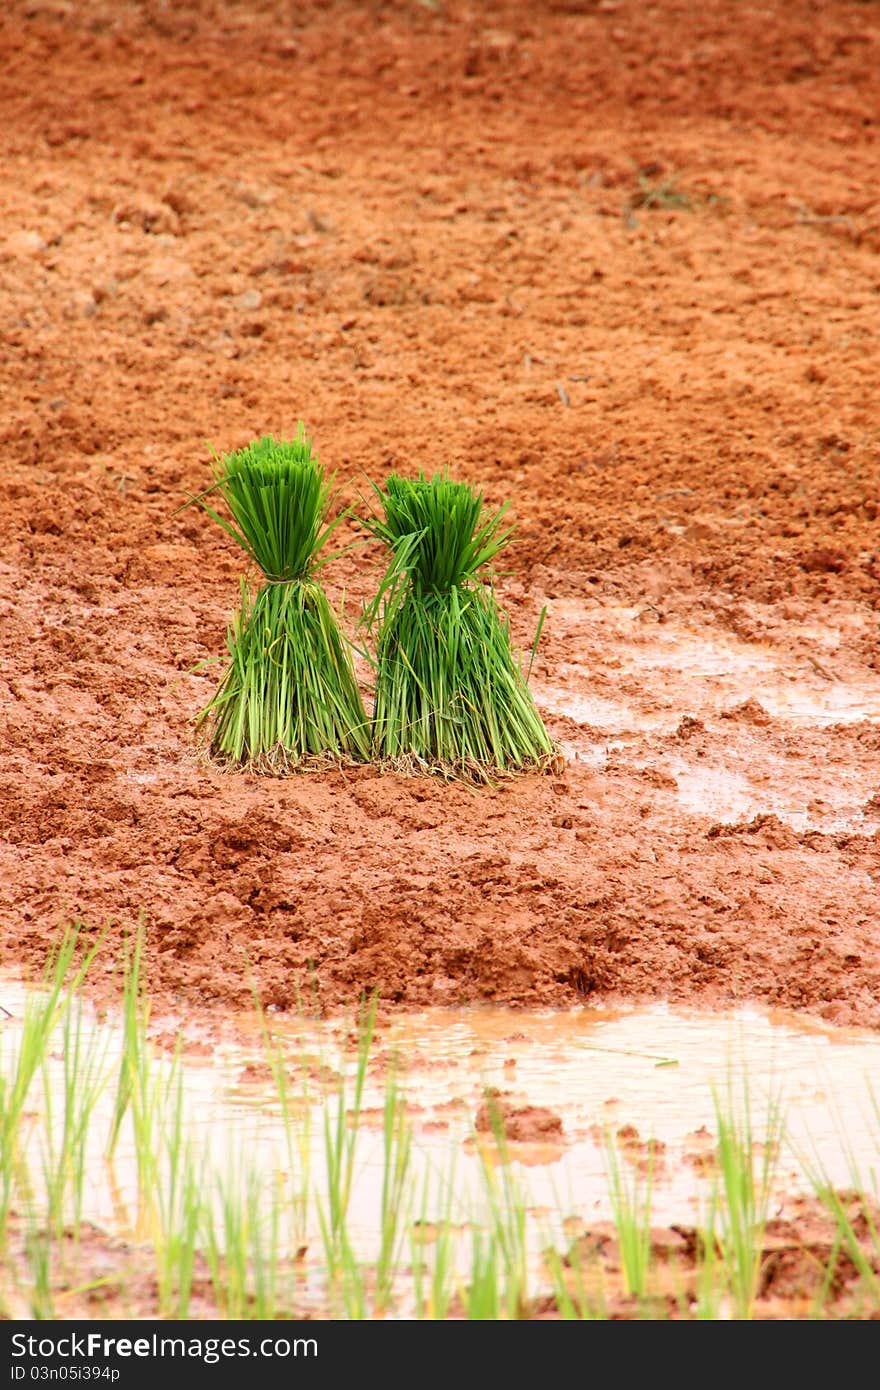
[193,429,369,770]
[364,471,554,780]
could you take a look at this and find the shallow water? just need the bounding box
[670,763,871,834]
[1,978,878,1260]
[539,605,880,731]
[330,1002,880,1238]
[536,610,880,834]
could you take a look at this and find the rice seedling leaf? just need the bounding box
[363,472,554,780]
[188,430,369,768]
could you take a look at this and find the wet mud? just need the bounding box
[1,0,880,1032]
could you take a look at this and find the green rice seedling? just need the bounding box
[603,1129,655,1303]
[543,1236,608,1320]
[255,1001,313,1254]
[247,1172,289,1319]
[536,1168,609,1319]
[203,1159,287,1320]
[22,1223,55,1320]
[249,964,327,1263]
[189,429,370,769]
[363,471,554,780]
[39,990,111,1242]
[108,920,148,1156]
[410,1164,458,1320]
[154,1150,204,1319]
[713,1080,785,1319]
[0,925,102,1245]
[375,1054,413,1314]
[470,1090,531,1317]
[686,1191,725,1320]
[108,924,161,1218]
[464,1229,502,1319]
[203,1160,248,1319]
[315,996,377,1312]
[339,1243,369,1320]
[108,921,187,1240]
[151,1074,205,1319]
[795,1087,880,1314]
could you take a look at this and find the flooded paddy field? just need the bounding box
[1,960,879,1318]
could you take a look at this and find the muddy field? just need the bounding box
[1,0,880,1032]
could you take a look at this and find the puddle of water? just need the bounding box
[672,765,758,825]
[538,607,880,732]
[551,730,875,833]
[671,763,872,834]
[4,978,877,1267]
[539,689,669,735]
[536,607,880,832]
[372,1004,880,1228]
[541,659,880,735]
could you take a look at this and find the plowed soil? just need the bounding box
[2,0,880,1028]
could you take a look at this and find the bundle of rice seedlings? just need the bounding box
[191,429,370,770]
[363,471,555,780]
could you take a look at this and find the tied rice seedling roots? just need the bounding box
[363,471,555,781]
[187,429,369,770]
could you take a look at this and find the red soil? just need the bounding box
[2,0,880,1027]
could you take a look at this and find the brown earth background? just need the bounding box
[2,0,880,1029]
